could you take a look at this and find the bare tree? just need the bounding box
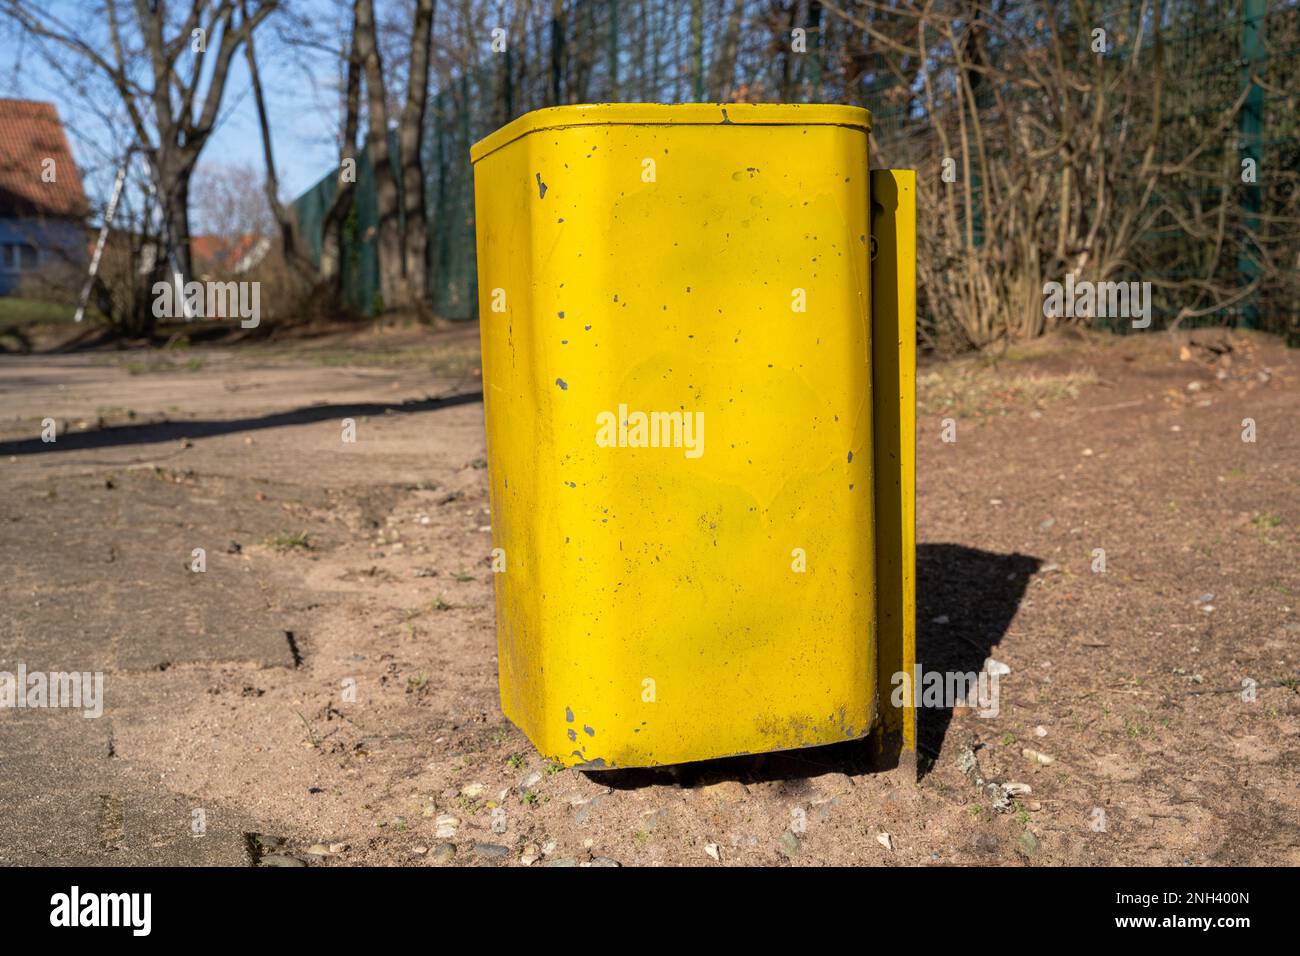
[819,0,1299,349]
[708,0,746,100]
[242,0,314,282]
[353,0,399,312]
[400,0,436,305]
[192,162,275,240]
[3,0,278,334]
[321,11,363,294]
[352,0,436,312]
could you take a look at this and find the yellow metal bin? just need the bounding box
[471,104,915,770]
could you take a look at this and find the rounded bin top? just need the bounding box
[469,103,872,165]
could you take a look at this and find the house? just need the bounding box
[190,233,271,278]
[0,99,89,296]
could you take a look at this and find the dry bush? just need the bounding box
[848,0,1300,352]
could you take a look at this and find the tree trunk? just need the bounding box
[776,4,797,101]
[356,0,404,311]
[321,7,363,293]
[154,148,196,288]
[689,0,703,100]
[131,152,195,338]
[550,0,565,105]
[399,0,436,308]
[244,11,313,281]
[174,177,194,281]
[708,0,745,100]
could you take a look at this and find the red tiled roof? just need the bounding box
[0,99,90,219]
[191,234,228,265]
[192,233,267,273]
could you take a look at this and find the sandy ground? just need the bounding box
[0,324,1296,866]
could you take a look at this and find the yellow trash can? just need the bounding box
[471,104,915,770]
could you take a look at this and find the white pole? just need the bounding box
[74,158,129,323]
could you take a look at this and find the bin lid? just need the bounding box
[469,103,872,165]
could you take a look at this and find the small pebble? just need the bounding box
[1019,830,1040,856]
[957,747,979,776]
[430,844,456,865]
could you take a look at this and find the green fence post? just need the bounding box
[1237,0,1265,330]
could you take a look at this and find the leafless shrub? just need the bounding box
[835,0,1299,351]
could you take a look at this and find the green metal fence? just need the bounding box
[292,0,1299,343]
[291,144,381,315]
[1122,0,1299,338]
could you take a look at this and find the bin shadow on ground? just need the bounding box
[0,391,484,457]
[589,543,1040,790]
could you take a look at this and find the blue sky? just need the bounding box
[0,3,343,219]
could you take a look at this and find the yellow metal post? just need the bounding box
[868,169,917,776]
